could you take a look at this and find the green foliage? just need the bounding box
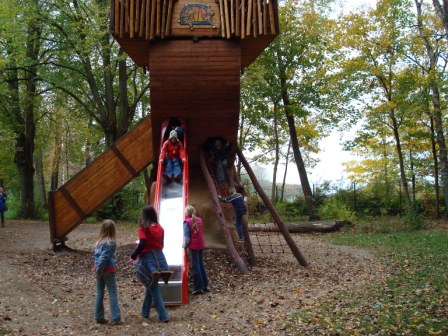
[290,225,448,335]
[275,201,309,221]
[318,198,354,220]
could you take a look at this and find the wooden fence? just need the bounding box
[110,0,278,40]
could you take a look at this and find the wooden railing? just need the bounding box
[110,0,277,40]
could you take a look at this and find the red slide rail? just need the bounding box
[153,118,189,304]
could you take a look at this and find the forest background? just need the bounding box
[1,0,448,225]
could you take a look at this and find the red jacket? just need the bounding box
[160,139,185,160]
[185,216,205,250]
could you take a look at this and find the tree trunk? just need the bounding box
[280,141,291,202]
[277,56,318,220]
[410,149,416,203]
[416,0,448,217]
[271,104,279,203]
[390,111,412,208]
[432,0,448,40]
[51,131,63,190]
[35,149,48,209]
[429,113,440,218]
[11,3,42,218]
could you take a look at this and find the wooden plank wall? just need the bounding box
[110,0,277,40]
[50,116,153,242]
[148,40,240,165]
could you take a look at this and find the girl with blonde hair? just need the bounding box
[93,219,122,325]
[183,205,209,295]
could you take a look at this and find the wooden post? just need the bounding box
[165,0,173,36]
[125,0,130,33]
[263,0,267,34]
[241,0,245,38]
[48,190,56,245]
[257,0,262,34]
[219,0,226,38]
[161,0,167,38]
[223,0,231,38]
[135,0,140,34]
[246,0,252,36]
[252,0,257,37]
[236,146,308,267]
[139,0,145,36]
[200,150,249,274]
[156,0,161,37]
[146,0,151,38]
[235,0,240,36]
[230,0,235,34]
[242,214,256,266]
[268,0,275,34]
[150,0,156,39]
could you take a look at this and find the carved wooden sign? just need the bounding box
[171,0,221,36]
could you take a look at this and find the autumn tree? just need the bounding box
[0,0,48,218]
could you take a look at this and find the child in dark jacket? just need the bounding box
[183,205,209,295]
[160,130,186,182]
[93,219,122,325]
[219,187,247,240]
[0,187,7,227]
[209,138,231,186]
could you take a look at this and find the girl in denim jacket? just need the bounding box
[93,219,122,325]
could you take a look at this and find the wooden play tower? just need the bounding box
[48,0,307,303]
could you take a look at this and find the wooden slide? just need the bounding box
[48,116,153,249]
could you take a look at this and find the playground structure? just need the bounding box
[48,0,307,305]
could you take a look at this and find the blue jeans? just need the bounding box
[190,249,209,292]
[215,159,227,185]
[141,285,169,322]
[94,272,121,321]
[135,250,170,287]
[164,158,182,178]
[236,214,244,240]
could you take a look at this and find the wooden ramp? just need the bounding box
[48,116,153,248]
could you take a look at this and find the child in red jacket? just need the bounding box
[160,130,186,182]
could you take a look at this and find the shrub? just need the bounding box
[318,197,353,220]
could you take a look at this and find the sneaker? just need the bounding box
[110,320,123,326]
[174,175,182,182]
[192,290,203,295]
[95,319,108,324]
[204,287,211,292]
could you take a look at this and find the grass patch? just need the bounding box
[289,222,448,335]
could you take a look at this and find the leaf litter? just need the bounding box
[0,221,388,335]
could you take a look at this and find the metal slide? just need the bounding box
[153,120,189,305]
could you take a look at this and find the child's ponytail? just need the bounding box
[185,205,199,234]
[192,214,198,234]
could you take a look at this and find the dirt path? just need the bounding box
[0,221,389,335]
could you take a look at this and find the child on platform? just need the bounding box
[130,205,171,322]
[209,138,231,186]
[219,187,247,241]
[183,205,209,295]
[160,130,186,182]
[93,219,123,325]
